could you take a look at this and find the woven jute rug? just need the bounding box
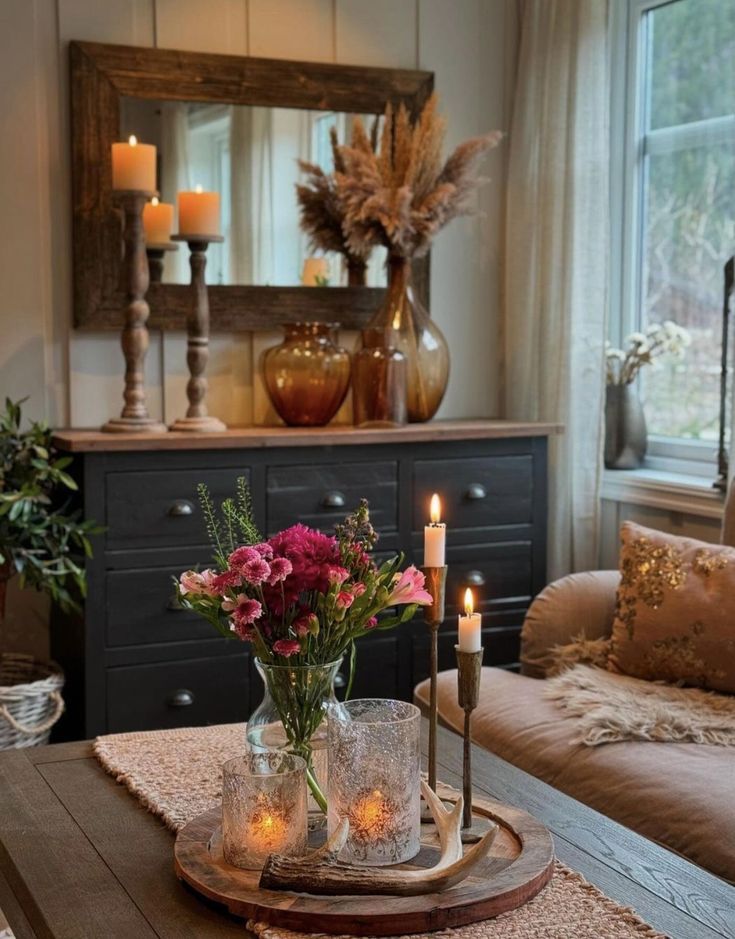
[94,723,668,939]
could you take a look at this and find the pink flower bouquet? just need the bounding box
[177,480,431,809]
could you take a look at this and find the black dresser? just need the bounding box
[51,420,556,739]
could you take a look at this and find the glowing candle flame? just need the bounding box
[430,493,441,524]
[151,196,159,206]
[195,183,203,194]
[128,134,137,146]
[464,588,474,616]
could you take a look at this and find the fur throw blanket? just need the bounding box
[544,664,735,747]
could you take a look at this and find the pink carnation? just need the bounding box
[230,620,255,641]
[293,612,317,637]
[351,582,367,598]
[242,556,271,585]
[179,569,218,597]
[228,546,260,570]
[224,594,263,626]
[267,524,340,597]
[365,616,378,630]
[253,542,274,559]
[328,566,350,586]
[267,556,293,584]
[388,566,433,606]
[212,569,242,593]
[273,638,301,657]
[336,589,355,610]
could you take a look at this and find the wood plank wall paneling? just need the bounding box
[0,0,514,430]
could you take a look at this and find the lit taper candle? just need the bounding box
[424,493,446,567]
[458,588,482,652]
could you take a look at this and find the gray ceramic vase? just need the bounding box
[604,384,647,470]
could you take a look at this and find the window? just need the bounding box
[614,0,735,465]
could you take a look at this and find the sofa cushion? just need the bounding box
[610,522,735,693]
[415,667,735,883]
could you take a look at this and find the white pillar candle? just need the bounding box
[143,197,174,244]
[458,588,482,652]
[178,185,220,236]
[424,493,446,567]
[302,257,330,285]
[111,135,156,191]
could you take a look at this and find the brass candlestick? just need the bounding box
[456,645,486,843]
[145,241,178,284]
[170,234,226,433]
[421,565,447,799]
[103,190,167,434]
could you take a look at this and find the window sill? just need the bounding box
[601,467,725,519]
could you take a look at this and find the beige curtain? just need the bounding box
[230,107,275,284]
[504,0,610,580]
[160,102,191,284]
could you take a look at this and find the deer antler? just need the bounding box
[259,780,498,896]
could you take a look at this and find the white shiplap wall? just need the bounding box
[0,0,514,428]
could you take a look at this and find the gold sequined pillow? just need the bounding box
[609,522,735,693]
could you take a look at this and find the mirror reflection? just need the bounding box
[120,97,388,287]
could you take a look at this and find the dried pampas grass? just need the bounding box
[336,92,503,259]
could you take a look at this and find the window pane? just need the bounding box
[642,143,734,440]
[649,0,735,130]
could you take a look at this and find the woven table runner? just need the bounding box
[94,724,668,939]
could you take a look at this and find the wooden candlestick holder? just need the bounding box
[145,241,178,284]
[421,565,447,803]
[456,646,487,844]
[103,190,167,434]
[170,234,226,433]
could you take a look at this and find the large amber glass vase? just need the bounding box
[263,323,351,427]
[364,256,449,422]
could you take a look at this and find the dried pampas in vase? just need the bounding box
[337,93,502,422]
[296,123,379,286]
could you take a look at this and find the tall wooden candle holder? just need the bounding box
[103,190,167,434]
[146,242,178,284]
[170,235,226,433]
[456,646,486,844]
[421,565,447,801]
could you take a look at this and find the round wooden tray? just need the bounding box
[174,786,555,936]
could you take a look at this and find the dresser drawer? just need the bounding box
[105,565,215,648]
[106,653,249,732]
[266,461,398,535]
[106,467,249,549]
[413,456,533,532]
[445,542,533,611]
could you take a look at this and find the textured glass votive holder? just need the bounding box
[222,751,308,870]
[327,699,421,867]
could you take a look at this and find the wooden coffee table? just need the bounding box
[0,722,732,938]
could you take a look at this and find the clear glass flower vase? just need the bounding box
[246,658,346,817]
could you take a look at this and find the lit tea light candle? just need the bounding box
[349,789,393,840]
[178,184,220,236]
[458,588,482,652]
[248,796,290,853]
[302,256,330,286]
[143,196,174,244]
[424,493,446,567]
[111,135,156,191]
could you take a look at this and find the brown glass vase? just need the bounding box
[262,323,350,427]
[363,255,449,422]
[352,328,407,428]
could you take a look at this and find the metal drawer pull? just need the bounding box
[168,688,194,708]
[334,672,346,689]
[168,499,194,517]
[465,483,487,501]
[464,570,486,587]
[321,491,346,509]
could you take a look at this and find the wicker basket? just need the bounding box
[0,653,65,749]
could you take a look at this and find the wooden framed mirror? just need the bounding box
[70,41,433,332]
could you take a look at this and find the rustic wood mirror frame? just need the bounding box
[70,41,433,332]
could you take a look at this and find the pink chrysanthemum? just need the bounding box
[228,546,260,570]
[268,524,340,596]
[212,569,242,593]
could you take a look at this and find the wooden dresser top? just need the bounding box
[52,419,562,453]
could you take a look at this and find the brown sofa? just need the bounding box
[416,495,735,884]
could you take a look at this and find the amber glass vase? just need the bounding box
[362,255,449,422]
[263,323,350,427]
[352,328,407,427]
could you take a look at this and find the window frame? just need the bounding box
[611,0,735,473]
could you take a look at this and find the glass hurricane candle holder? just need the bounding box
[222,752,308,870]
[327,699,421,867]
